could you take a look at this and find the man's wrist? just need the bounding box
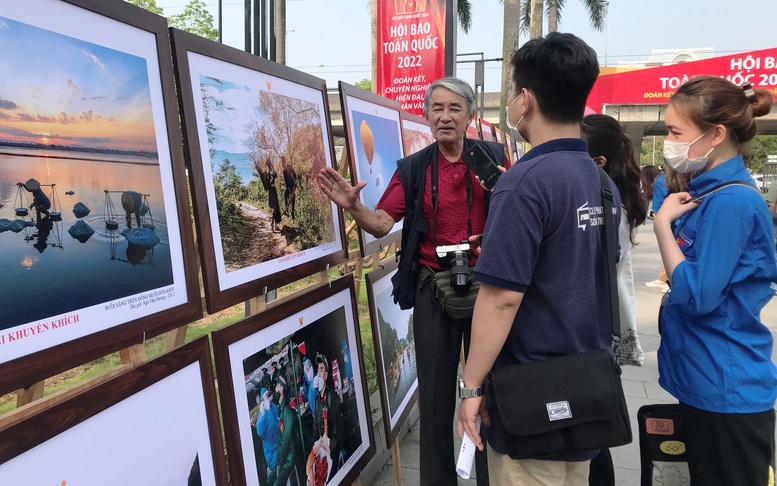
[458,378,483,399]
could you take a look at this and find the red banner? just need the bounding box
[377,0,447,116]
[587,48,777,110]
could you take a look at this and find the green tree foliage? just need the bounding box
[169,0,219,41]
[457,0,472,33]
[292,180,336,250]
[640,135,666,167]
[213,159,247,258]
[355,79,372,92]
[125,0,163,15]
[750,135,777,174]
[127,0,218,41]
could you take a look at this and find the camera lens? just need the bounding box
[450,250,471,294]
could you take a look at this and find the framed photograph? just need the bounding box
[211,275,375,486]
[494,126,504,144]
[170,28,348,313]
[513,134,527,161]
[338,82,404,257]
[365,260,418,446]
[0,0,201,392]
[400,111,436,157]
[479,119,495,142]
[0,337,228,485]
[466,119,480,140]
[505,131,518,163]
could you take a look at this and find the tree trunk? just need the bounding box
[530,0,543,39]
[275,0,286,64]
[500,0,520,131]
[371,0,377,92]
[548,0,558,33]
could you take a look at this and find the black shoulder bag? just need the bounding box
[487,168,632,459]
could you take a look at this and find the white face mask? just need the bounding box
[663,130,713,173]
[505,93,528,143]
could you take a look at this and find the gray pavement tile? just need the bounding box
[644,381,676,402]
[621,379,647,399]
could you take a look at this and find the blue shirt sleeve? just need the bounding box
[652,174,667,212]
[669,202,748,316]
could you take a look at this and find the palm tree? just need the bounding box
[500,0,521,130]
[275,0,286,64]
[520,0,607,38]
[457,0,473,33]
[530,0,544,39]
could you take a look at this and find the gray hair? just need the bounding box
[423,77,476,118]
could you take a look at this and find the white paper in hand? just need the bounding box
[456,415,481,479]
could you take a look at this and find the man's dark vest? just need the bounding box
[391,138,506,309]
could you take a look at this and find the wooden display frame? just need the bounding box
[338,82,405,257]
[479,119,495,142]
[0,337,228,485]
[399,111,435,157]
[170,28,348,313]
[364,260,418,446]
[0,0,201,395]
[211,275,375,486]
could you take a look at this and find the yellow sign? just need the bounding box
[659,440,686,455]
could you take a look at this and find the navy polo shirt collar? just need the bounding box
[688,154,750,195]
[520,138,590,164]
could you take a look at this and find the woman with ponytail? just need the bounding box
[654,76,777,485]
[582,114,648,486]
[582,113,647,367]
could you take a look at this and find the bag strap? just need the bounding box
[598,168,621,340]
[686,181,760,204]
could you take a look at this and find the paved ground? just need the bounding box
[368,218,777,485]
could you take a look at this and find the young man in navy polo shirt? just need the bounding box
[457,32,621,485]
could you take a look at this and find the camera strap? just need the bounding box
[431,149,473,251]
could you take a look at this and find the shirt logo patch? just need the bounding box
[677,230,693,247]
[577,202,605,231]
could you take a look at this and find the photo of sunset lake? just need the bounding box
[0,15,175,330]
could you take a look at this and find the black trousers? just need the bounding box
[588,447,614,485]
[413,276,488,486]
[679,402,776,486]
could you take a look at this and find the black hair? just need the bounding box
[641,165,661,203]
[510,32,599,124]
[581,114,647,245]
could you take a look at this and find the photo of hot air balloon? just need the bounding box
[350,111,402,212]
[360,120,375,174]
[339,82,405,256]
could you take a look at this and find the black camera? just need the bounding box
[435,240,472,294]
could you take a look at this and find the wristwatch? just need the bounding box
[458,378,483,399]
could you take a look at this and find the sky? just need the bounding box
[154,0,776,93]
[0,15,156,151]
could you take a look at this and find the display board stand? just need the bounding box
[167,324,189,350]
[391,439,403,485]
[3,342,147,431]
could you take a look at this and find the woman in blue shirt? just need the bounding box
[654,76,777,485]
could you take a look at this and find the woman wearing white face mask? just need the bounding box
[654,76,777,486]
